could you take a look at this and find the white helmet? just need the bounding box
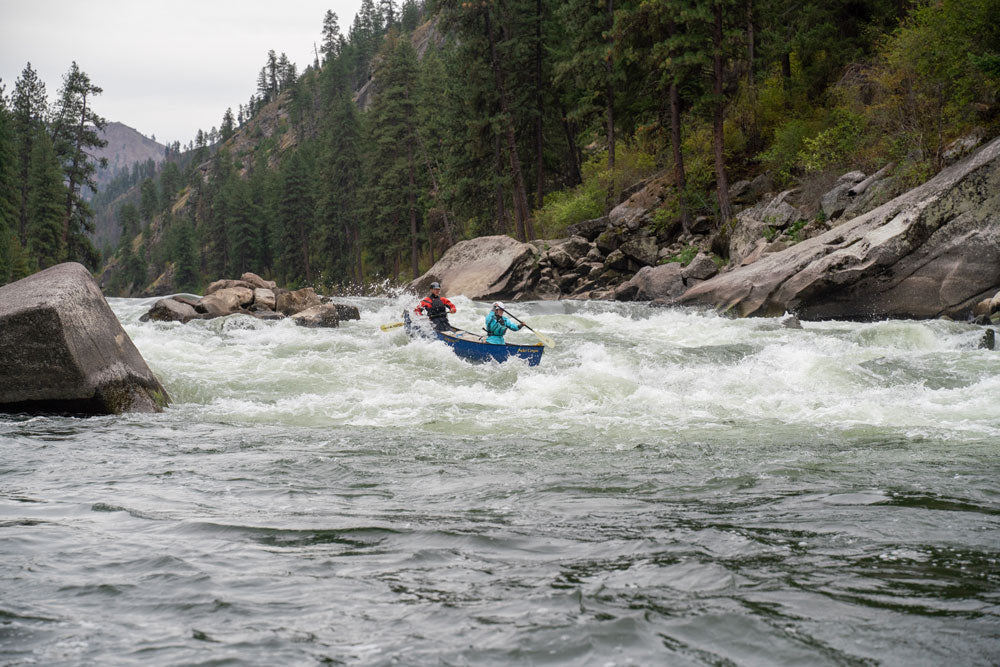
[492,301,505,311]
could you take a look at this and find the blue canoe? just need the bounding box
[437,329,544,366]
[403,312,543,366]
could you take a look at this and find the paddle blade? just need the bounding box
[380,321,404,331]
[532,330,556,348]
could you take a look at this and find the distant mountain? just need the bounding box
[90,122,166,193]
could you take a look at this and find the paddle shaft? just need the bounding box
[500,310,554,347]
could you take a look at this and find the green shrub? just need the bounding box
[797,109,866,173]
[534,144,658,238]
[758,118,823,186]
[534,179,605,238]
[661,244,698,266]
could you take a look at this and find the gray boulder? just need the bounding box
[728,190,803,264]
[291,304,340,328]
[409,235,539,300]
[0,263,169,414]
[614,263,686,302]
[682,253,719,281]
[240,272,277,289]
[276,287,322,315]
[619,236,659,267]
[199,286,251,317]
[678,136,1000,320]
[253,288,276,310]
[140,297,198,323]
[565,217,609,241]
[205,279,255,295]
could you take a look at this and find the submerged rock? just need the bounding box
[0,263,169,415]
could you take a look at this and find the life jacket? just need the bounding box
[485,312,509,338]
[425,295,448,320]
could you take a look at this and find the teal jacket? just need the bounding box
[485,311,521,344]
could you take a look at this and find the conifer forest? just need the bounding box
[0,0,997,294]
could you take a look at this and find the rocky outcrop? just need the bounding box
[614,252,719,301]
[139,273,359,328]
[0,263,169,415]
[677,136,1000,320]
[728,190,805,265]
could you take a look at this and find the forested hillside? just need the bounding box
[2,0,997,296]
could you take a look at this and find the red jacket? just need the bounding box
[415,294,456,317]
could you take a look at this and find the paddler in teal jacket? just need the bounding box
[485,302,521,344]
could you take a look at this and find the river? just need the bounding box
[2,296,999,665]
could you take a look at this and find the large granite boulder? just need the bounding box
[198,286,251,316]
[410,235,539,300]
[275,287,322,315]
[291,304,340,328]
[140,297,198,323]
[0,263,169,414]
[678,136,1000,320]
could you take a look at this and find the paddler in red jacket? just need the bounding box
[414,282,457,332]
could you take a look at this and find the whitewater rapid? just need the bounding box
[2,296,998,665]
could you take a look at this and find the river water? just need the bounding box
[2,296,999,665]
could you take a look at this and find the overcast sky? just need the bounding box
[0,0,361,145]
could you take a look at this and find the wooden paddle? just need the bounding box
[502,310,555,347]
[380,321,404,331]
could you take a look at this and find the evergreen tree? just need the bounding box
[226,177,258,275]
[50,61,106,267]
[139,178,159,222]
[117,202,140,244]
[11,63,48,247]
[322,10,342,62]
[159,161,182,208]
[204,150,237,276]
[0,86,18,283]
[267,50,279,96]
[317,91,365,284]
[25,131,66,269]
[400,0,422,32]
[221,107,235,141]
[172,216,199,293]
[365,33,423,279]
[277,149,316,284]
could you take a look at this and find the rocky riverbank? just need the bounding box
[139,272,360,328]
[413,134,1000,324]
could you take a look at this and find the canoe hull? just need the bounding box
[403,311,543,365]
[437,330,543,366]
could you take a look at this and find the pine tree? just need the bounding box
[317,91,365,284]
[172,215,199,293]
[117,202,140,245]
[11,63,48,247]
[267,50,279,96]
[159,161,182,209]
[277,149,316,284]
[220,107,235,141]
[401,0,422,32]
[322,10,342,62]
[365,33,424,279]
[0,84,18,283]
[139,178,159,222]
[226,177,258,275]
[50,61,106,267]
[25,131,66,269]
[204,150,237,276]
